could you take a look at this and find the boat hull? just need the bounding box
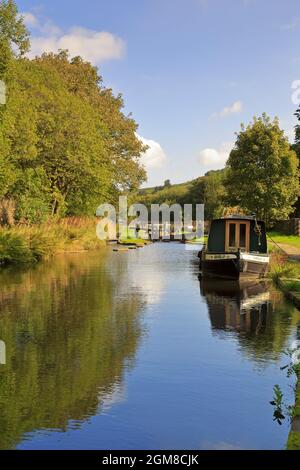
[199,251,269,280]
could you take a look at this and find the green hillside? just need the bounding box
[134,171,226,219]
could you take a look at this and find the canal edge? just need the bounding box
[277,279,300,450]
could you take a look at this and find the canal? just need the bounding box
[0,243,299,450]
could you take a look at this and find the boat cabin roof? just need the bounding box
[207,217,267,253]
[219,215,262,221]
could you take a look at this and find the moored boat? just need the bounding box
[199,215,269,280]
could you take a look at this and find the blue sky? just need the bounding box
[17,0,300,186]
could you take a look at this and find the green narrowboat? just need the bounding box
[198,216,269,280]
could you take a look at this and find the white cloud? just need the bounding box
[21,12,39,28]
[211,100,243,118]
[22,12,125,64]
[280,19,300,31]
[137,135,167,169]
[198,142,233,170]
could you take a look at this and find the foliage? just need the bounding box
[225,114,299,224]
[0,217,105,265]
[270,384,285,425]
[268,251,289,282]
[295,104,300,150]
[287,431,300,450]
[136,171,226,220]
[0,0,29,78]
[270,348,300,427]
[0,2,146,223]
[291,105,300,216]
[189,170,226,219]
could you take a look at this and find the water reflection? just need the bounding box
[0,252,146,450]
[200,277,300,363]
[1,244,300,450]
[201,278,270,333]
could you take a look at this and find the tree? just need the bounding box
[291,105,300,216]
[0,0,29,78]
[189,171,226,220]
[295,105,300,150]
[225,114,299,224]
[0,48,147,220]
[33,52,147,214]
[203,170,226,219]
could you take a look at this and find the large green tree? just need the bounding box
[34,52,146,214]
[187,171,226,220]
[0,0,29,78]
[295,105,300,151]
[291,104,300,216]
[0,2,147,221]
[225,114,299,224]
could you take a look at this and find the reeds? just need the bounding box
[0,199,15,227]
[0,217,105,265]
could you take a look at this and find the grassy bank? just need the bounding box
[268,249,300,450]
[287,374,300,450]
[269,249,300,291]
[0,218,105,265]
[269,252,300,308]
[268,231,300,249]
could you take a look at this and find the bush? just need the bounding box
[0,217,105,266]
[0,231,33,264]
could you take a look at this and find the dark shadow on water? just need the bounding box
[200,278,270,333]
[199,276,300,364]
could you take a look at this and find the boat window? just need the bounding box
[229,224,236,247]
[239,224,246,249]
[225,220,250,252]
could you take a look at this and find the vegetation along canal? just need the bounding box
[0,243,299,450]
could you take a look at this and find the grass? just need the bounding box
[185,237,207,244]
[280,279,300,293]
[268,253,300,296]
[268,242,300,451]
[287,374,300,450]
[269,252,300,279]
[287,431,300,450]
[268,231,300,249]
[119,238,151,246]
[295,381,300,418]
[0,217,106,266]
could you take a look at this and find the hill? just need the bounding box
[134,170,226,219]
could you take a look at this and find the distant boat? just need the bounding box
[198,216,269,280]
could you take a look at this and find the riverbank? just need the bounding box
[0,218,106,265]
[269,251,300,450]
[287,372,300,450]
[268,232,300,249]
[275,279,300,450]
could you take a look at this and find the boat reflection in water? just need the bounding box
[200,277,270,335]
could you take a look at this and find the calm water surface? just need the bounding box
[0,243,299,450]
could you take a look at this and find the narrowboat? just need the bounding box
[198,216,269,280]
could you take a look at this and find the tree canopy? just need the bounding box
[0,1,146,222]
[0,0,29,78]
[225,114,299,224]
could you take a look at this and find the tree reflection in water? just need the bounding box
[0,252,146,450]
